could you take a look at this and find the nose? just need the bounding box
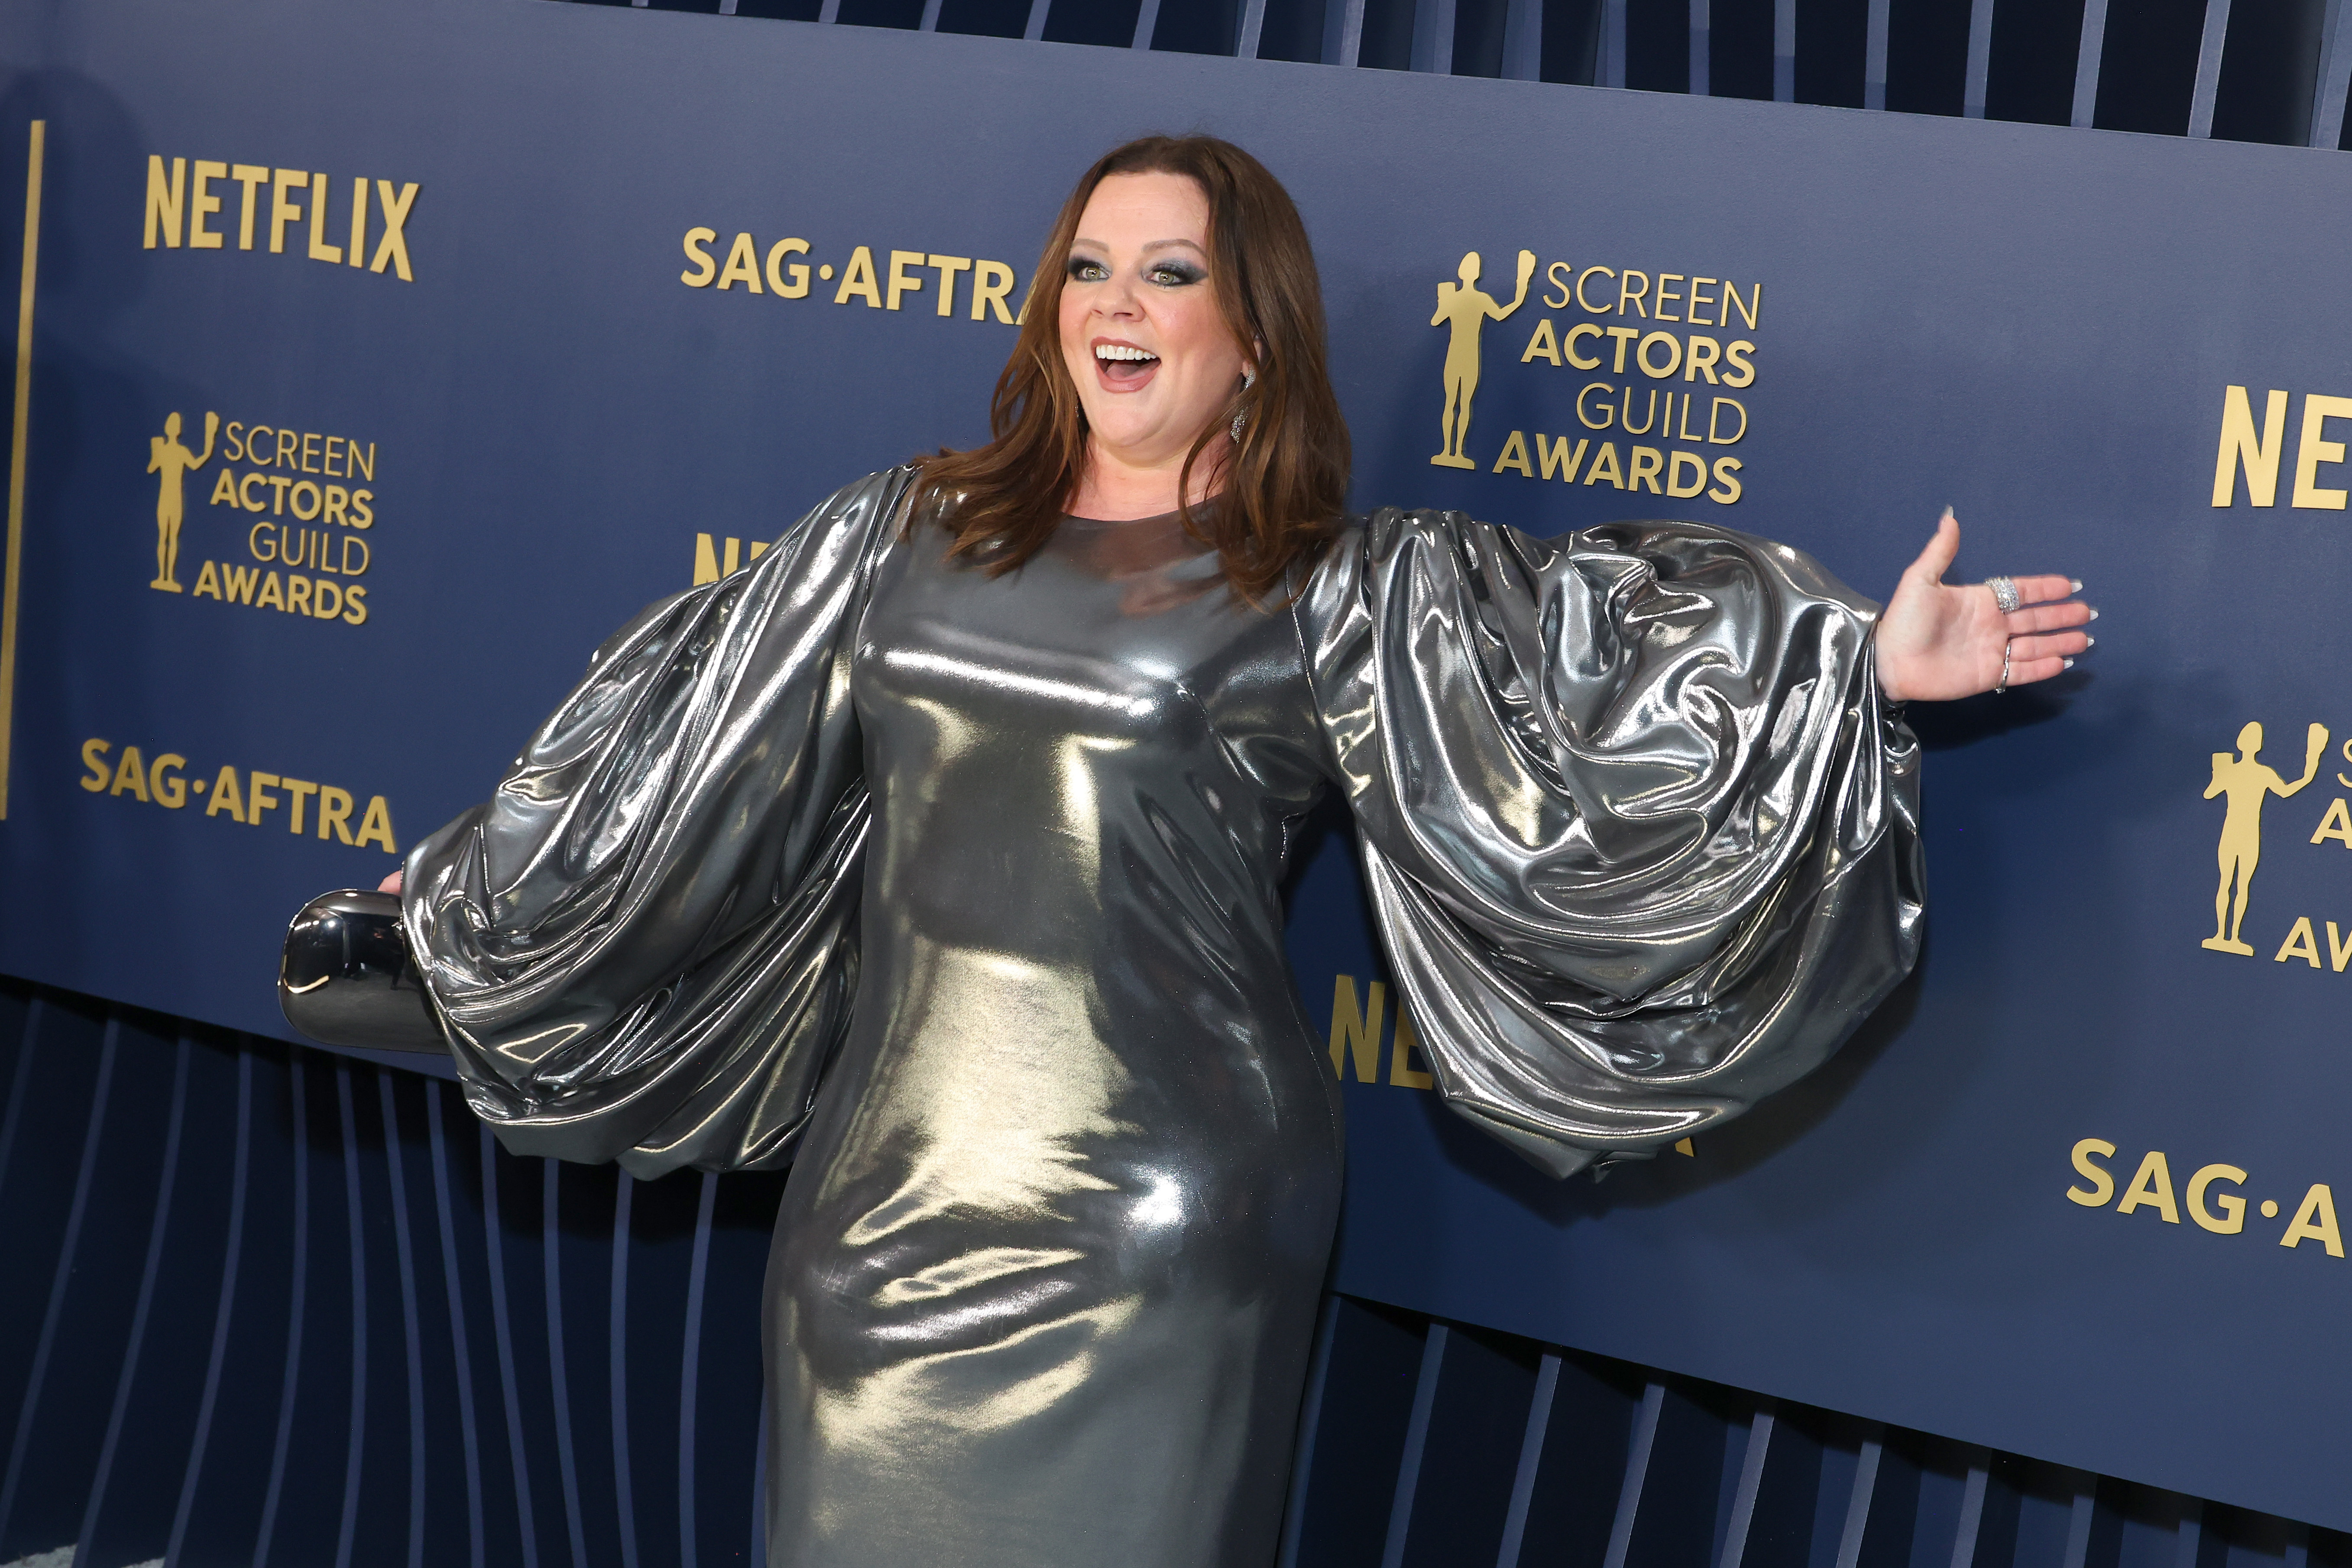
[1096,270,1143,317]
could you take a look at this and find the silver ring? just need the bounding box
[1987,576,2020,614]
[1995,639,2013,694]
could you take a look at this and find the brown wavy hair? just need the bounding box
[913,135,1351,604]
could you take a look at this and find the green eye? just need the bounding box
[1067,258,1108,282]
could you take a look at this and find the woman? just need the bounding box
[383,137,2088,1565]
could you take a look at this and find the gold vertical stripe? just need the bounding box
[0,120,42,820]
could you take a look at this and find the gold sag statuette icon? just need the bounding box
[1431,249,1536,470]
[148,410,219,592]
[2203,719,2327,955]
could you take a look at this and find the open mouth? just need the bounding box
[1095,342,1160,389]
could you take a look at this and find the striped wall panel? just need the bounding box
[0,977,2343,1568]
[570,0,2352,155]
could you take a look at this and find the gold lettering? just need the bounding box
[317,785,356,843]
[2291,393,2352,510]
[766,237,810,298]
[109,745,151,802]
[143,156,186,249]
[355,795,398,853]
[281,778,318,834]
[204,765,246,822]
[151,754,188,810]
[2066,1137,2117,1206]
[885,249,927,311]
[188,161,227,249]
[78,738,111,793]
[1329,975,1384,1083]
[2115,1149,2181,1223]
[716,231,763,292]
[971,260,1017,323]
[2187,1164,2247,1234]
[833,245,882,308]
[269,168,307,255]
[1490,429,1533,477]
[306,172,341,263]
[370,180,418,281]
[680,226,718,287]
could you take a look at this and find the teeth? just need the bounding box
[1096,344,1157,362]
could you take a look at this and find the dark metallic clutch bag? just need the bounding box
[279,890,447,1054]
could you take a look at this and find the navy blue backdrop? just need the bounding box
[3,0,2351,1530]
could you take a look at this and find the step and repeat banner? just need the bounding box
[5,0,2351,1528]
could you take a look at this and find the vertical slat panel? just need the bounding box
[1605,1379,1727,1568]
[1721,1404,1824,1568]
[2187,0,2231,133]
[1773,0,1794,98]
[1601,1382,1668,1568]
[2071,0,2110,126]
[424,1083,488,1568]
[1835,1427,1921,1568]
[1690,0,1711,93]
[0,1015,117,1551]
[379,1073,429,1568]
[1500,0,1541,76]
[1236,0,1268,54]
[1326,0,1369,62]
[1604,0,1629,84]
[544,1159,591,1568]
[2312,0,2352,146]
[1379,1323,1448,1568]
[1275,1296,1342,1568]
[677,1173,719,1568]
[251,1055,313,1568]
[1964,0,1995,115]
[1289,1298,1425,1568]
[71,1037,190,1568]
[1399,1325,1537,1568]
[331,1063,369,1568]
[1412,0,1458,70]
[164,1050,252,1568]
[0,995,41,1209]
[1865,0,1890,106]
[480,1126,543,1568]
[609,1172,641,1568]
[1513,1348,1643,1568]
[1494,1351,1560,1568]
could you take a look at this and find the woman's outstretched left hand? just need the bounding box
[1875,509,2093,702]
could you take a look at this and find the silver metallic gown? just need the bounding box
[402,466,1923,1567]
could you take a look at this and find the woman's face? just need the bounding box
[1058,171,1251,478]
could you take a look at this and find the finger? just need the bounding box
[1911,509,1960,584]
[1999,573,2079,607]
[2003,653,2077,687]
[2004,601,2095,635]
[2007,630,2092,661]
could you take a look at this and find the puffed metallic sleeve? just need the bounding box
[400,467,914,1177]
[1296,509,1924,1179]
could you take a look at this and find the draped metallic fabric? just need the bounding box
[403,467,1922,1567]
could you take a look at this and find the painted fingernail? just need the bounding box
[1941,505,1956,522]
[2070,579,2083,594]
[2064,658,2076,669]
[2089,607,2099,621]
[2086,635,2096,648]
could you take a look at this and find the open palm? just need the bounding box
[1876,511,2092,702]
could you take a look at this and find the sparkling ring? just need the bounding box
[1995,639,2013,694]
[1986,576,2021,614]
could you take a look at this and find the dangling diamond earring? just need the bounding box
[1231,370,1256,443]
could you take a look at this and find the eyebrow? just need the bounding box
[1069,236,1210,257]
